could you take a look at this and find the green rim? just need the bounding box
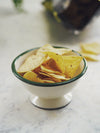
[11,46,87,87]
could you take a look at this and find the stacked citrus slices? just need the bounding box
[18,44,83,83]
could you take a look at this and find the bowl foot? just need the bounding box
[30,93,72,110]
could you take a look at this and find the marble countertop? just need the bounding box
[0,0,100,133]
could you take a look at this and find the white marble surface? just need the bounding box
[0,0,100,133]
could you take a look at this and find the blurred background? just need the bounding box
[0,0,100,54]
[0,1,100,133]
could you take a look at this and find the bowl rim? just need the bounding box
[11,46,87,87]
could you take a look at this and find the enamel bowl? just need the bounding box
[11,46,87,110]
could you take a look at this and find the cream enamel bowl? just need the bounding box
[11,46,87,110]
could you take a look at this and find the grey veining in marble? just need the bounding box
[0,0,100,133]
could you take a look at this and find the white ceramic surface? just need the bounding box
[0,0,100,132]
[12,48,87,109]
[30,93,72,109]
[24,82,74,109]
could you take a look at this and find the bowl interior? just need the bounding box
[12,46,87,87]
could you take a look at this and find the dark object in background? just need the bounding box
[12,0,23,10]
[43,0,100,30]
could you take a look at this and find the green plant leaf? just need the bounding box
[13,0,23,11]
